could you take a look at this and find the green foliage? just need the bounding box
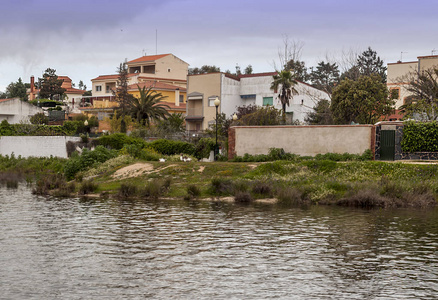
[120,144,161,161]
[64,146,117,180]
[186,184,201,198]
[156,113,185,135]
[270,70,298,115]
[305,99,333,125]
[148,139,195,156]
[188,65,221,75]
[233,106,283,126]
[37,68,66,100]
[5,77,29,101]
[128,86,170,126]
[98,133,146,150]
[0,120,13,136]
[309,61,340,94]
[331,74,395,124]
[30,113,49,125]
[194,138,215,159]
[117,182,137,198]
[78,180,98,195]
[401,121,438,152]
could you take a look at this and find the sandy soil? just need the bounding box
[111,163,155,180]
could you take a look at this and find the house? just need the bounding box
[87,53,189,120]
[185,72,330,132]
[387,55,438,113]
[127,81,186,115]
[28,75,86,114]
[0,98,43,124]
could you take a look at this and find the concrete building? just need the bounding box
[387,55,438,109]
[0,98,43,124]
[185,72,330,132]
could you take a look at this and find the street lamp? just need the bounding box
[214,97,220,161]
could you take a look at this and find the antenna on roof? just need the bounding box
[156,29,158,55]
[400,51,407,62]
[432,49,437,55]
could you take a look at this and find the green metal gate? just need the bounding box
[380,130,395,161]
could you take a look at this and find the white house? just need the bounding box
[186,72,330,132]
[0,98,43,124]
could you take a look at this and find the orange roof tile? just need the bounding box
[91,73,137,81]
[239,72,278,78]
[127,54,170,64]
[128,81,187,92]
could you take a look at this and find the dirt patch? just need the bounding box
[198,166,205,173]
[112,163,154,180]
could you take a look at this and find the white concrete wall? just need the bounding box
[233,125,373,156]
[0,99,43,124]
[221,75,243,117]
[0,136,81,158]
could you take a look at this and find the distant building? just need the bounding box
[0,98,43,124]
[185,72,330,132]
[387,55,438,109]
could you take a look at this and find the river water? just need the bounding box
[1,185,438,299]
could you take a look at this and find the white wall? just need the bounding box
[231,125,373,157]
[0,136,81,158]
[221,75,242,118]
[0,99,43,124]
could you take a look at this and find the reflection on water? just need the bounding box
[1,185,438,299]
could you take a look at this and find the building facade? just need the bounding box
[185,72,330,132]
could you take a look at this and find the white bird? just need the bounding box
[159,158,166,162]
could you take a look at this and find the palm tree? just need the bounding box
[270,70,298,121]
[128,85,171,126]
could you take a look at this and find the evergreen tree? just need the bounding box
[285,59,309,82]
[38,68,66,100]
[114,63,133,132]
[5,77,29,101]
[309,61,340,94]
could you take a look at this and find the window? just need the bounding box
[96,85,102,92]
[179,95,184,103]
[106,85,110,93]
[168,68,171,72]
[263,97,273,106]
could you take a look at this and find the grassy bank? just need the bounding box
[1,154,437,208]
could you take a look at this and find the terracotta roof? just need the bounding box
[128,81,187,92]
[0,98,13,103]
[65,87,85,94]
[91,73,137,81]
[417,55,438,59]
[127,54,170,64]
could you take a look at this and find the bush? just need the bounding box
[78,180,98,195]
[140,178,171,199]
[234,192,253,203]
[148,139,195,156]
[117,182,137,198]
[187,184,201,198]
[30,113,49,125]
[64,146,117,180]
[210,177,234,195]
[402,121,438,152]
[98,133,146,150]
[194,138,215,160]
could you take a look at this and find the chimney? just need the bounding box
[30,76,35,100]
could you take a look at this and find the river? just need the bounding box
[1,185,438,299]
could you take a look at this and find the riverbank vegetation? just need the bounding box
[0,147,437,209]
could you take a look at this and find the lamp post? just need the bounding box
[214,97,220,161]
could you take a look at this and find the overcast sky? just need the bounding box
[1,0,437,92]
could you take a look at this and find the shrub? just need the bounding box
[30,112,49,125]
[148,139,195,156]
[210,177,233,195]
[194,138,215,160]
[402,121,438,152]
[98,133,146,150]
[78,180,98,195]
[140,178,171,199]
[276,186,305,206]
[117,182,137,198]
[64,146,117,180]
[187,184,201,198]
[234,192,253,203]
[252,180,272,196]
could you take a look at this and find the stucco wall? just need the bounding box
[0,136,81,158]
[230,125,374,157]
[0,99,43,124]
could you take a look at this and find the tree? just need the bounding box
[270,70,298,119]
[38,68,66,100]
[285,59,309,82]
[234,106,283,126]
[156,113,185,135]
[127,85,170,126]
[78,80,87,90]
[400,67,438,121]
[357,47,387,83]
[331,74,395,124]
[29,112,49,125]
[305,99,333,125]
[340,65,361,81]
[5,78,29,101]
[114,63,133,132]
[309,61,340,95]
[244,65,253,75]
[188,65,221,75]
